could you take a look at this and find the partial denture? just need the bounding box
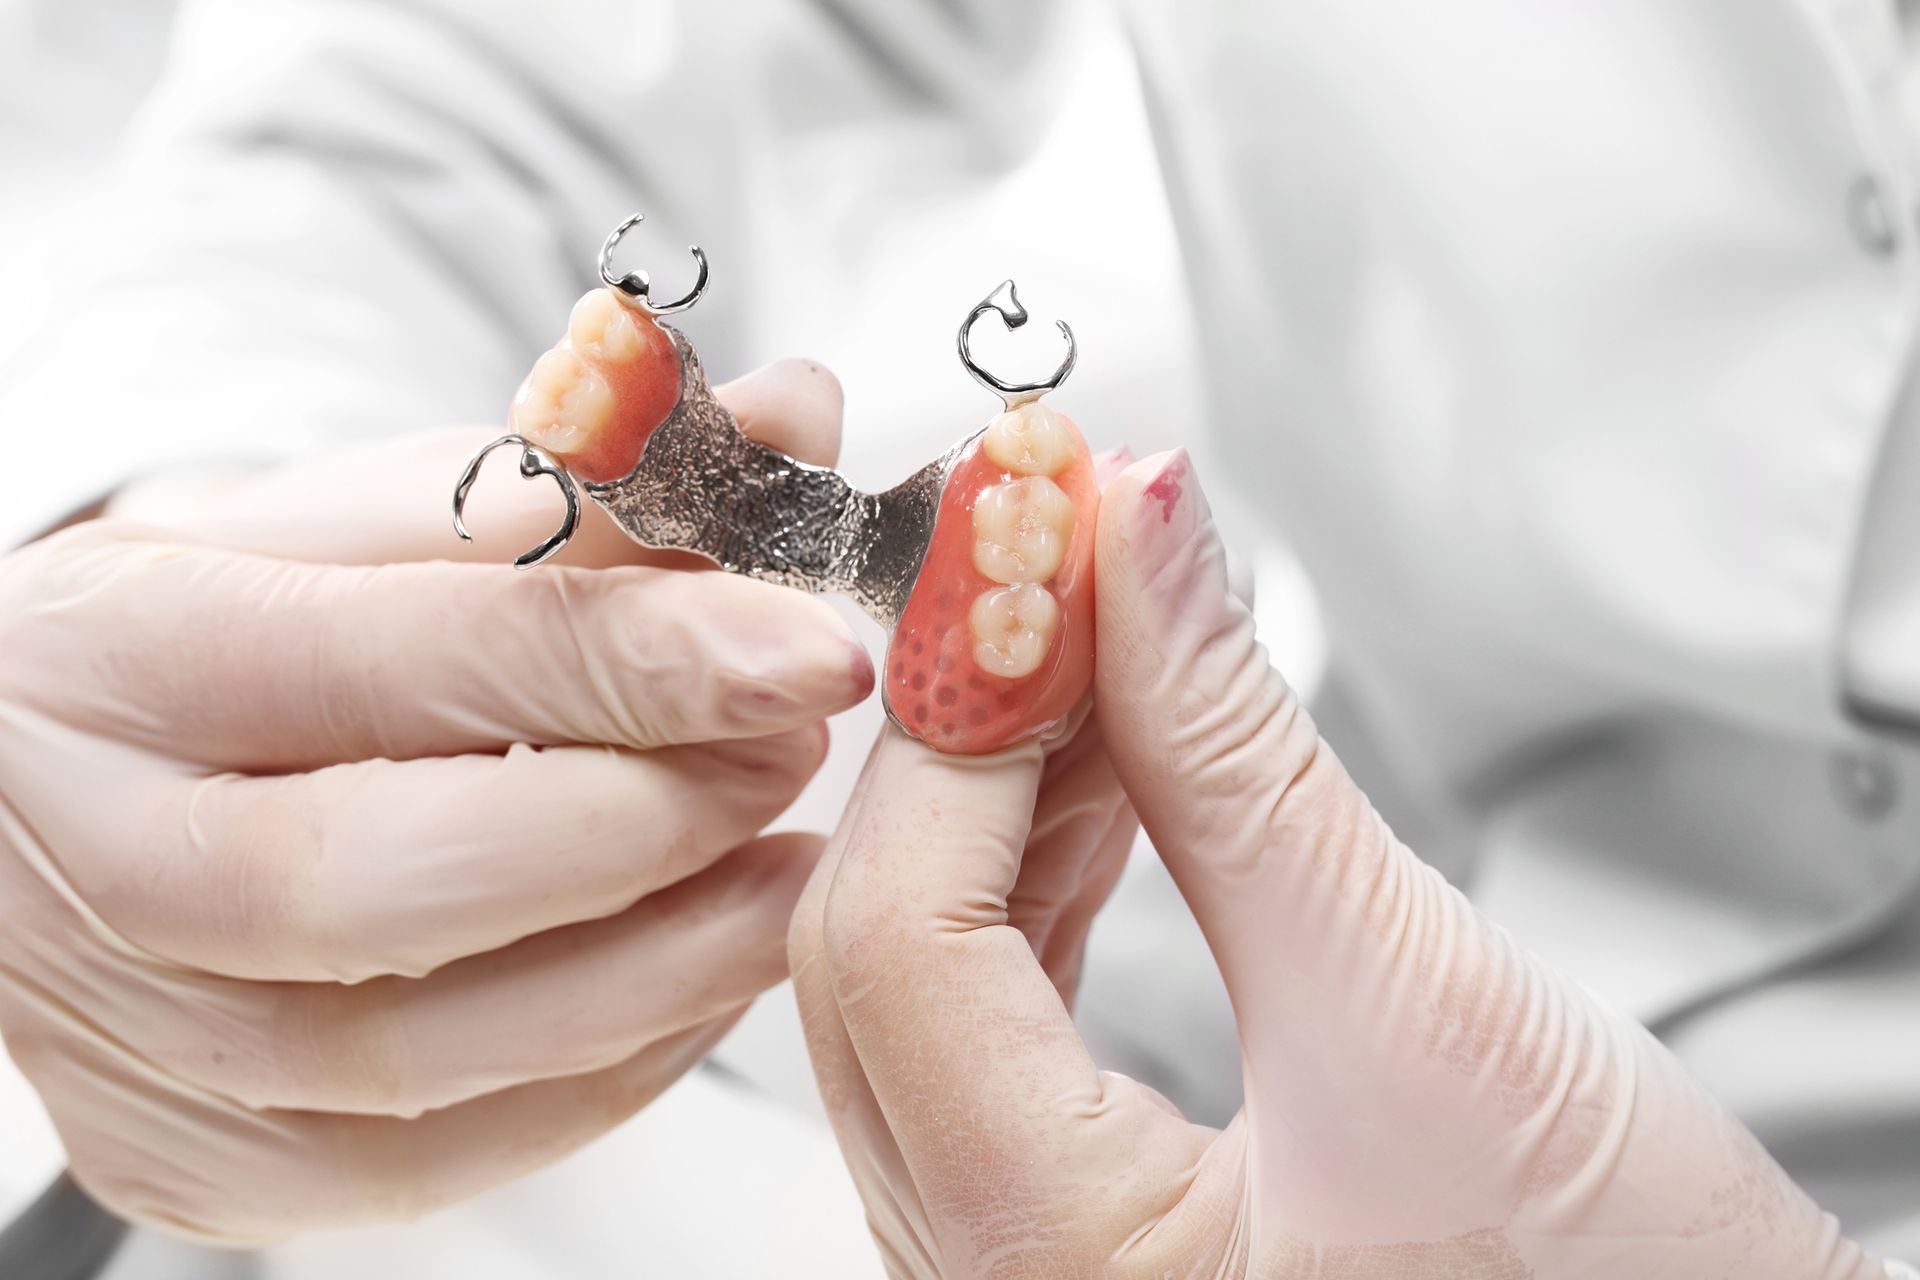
[884,400,1096,754]
[511,286,683,484]
[466,224,1097,758]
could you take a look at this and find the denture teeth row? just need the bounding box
[512,289,645,454]
[967,403,1079,679]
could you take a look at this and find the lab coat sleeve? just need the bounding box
[0,0,1074,549]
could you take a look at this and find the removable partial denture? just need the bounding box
[510,288,683,484]
[885,401,1096,755]
[505,292,1095,755]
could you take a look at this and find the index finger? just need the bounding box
[4,526,871,771]
[815,729,1204,1219]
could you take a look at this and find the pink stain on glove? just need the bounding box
[1140,450,1187,522]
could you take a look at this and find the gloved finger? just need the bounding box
[790,450,1137,1170]
[787,721,1134,1264]
[1086,457,1905,1268]
[1022,814,1137,1011]
[815,727,1206,1210]
[126,833,821,1114]
[717,357,845,464]
[1093,450,1393,1073]
[4,525,871,771]
[91,730,827,981]
[22,1002,745,1246]
[789,745,943,1264]
[584,357,848,573]
[107,358,846,570]
[1005,444,1139,1005]
[1004,716,1135,1007]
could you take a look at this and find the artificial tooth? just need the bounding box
[567,288,646,363]
[980,401,1078,476]
[514,347,614,456]
[971,476,1075,585]
[969,583,1060,679]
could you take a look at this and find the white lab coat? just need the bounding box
[0,0,1915,1273]
[1131,0,1920,1259]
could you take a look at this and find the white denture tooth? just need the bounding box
[971,476,1075,585]
[515,347,613,455]
[567,288,645,363]
[969,584,1060,679]
[981,402,1078,476]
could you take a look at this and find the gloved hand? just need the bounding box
[0,360,871,1245]
[790,450,1898,1279]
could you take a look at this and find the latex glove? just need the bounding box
[790,450,1898,1279]
[0,361,872,1245]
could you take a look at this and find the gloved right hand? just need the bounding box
[0,360,871,1245]
[791,449,1899,1280]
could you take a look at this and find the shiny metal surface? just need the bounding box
[450,435,581,569]
[587,328,965,632]
[451,214,963,616]
[957,279,1076,406]
[450,220,1069,643]
[597,212,710,317]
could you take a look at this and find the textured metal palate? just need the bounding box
[584,327,967,632]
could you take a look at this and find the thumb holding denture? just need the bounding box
[1093,450,1888,1277]
[1093,448,1362,1053]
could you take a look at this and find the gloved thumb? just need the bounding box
[1095,447,1513,1225]
[1094,450,1398,1065]
[1093,451,1895,1275]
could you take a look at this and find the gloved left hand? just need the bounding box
[0,360,862,1244]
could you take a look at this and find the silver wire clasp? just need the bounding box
[451,434,581,569]
[957,280,1076,407]
[598,212,710,317]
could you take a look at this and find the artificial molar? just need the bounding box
[514,349,614,460]
[884,410,1098,755]
[969,583,1060,678]
[508,287,684,484]
[566,286,647,363]
[980,401,1079,477]
[971,476,1075,585]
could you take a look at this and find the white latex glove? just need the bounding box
[0,361,872,1245]
[790,449,1899,1278]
